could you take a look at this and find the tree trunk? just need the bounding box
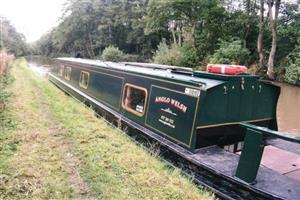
[86,44,92,58]
[267,0,280,80]
[243,24,250,48]
[191,22,196,47]
[88,34,95,58]
[108,25,112,44]
[171,28,177,46]
[257,0,264,70]
[177,26,182,47]
[243,0,251,48]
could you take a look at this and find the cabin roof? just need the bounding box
[56,57,253,90]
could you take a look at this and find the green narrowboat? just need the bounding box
[48,58,300,200]
[49,58,279,151]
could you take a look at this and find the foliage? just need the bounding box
[0,17,28,56]
[153,39,199,68]
[285,65,300,85]
[0,51,14,112]
[153,40,182,66]
[180,44,199,68]
[0,76,11,111]
[32,0,300,85]
[101,45,125,62]
[284,46,300,85]
[276,2,300,65]
[146,0,225,59]
[209,39,250,65]
[34,0,162,58]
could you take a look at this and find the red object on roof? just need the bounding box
[207,64,248,75]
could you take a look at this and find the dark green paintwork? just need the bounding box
[145,85,198,146]
[235,128,265,183]
[240,123,300,143]
[49,58,280,150]
[235,123,300,183]
[197,78,280,127]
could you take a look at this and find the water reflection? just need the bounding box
[28,63,49,76]
[26,55,54,66]
[26,56,51,77]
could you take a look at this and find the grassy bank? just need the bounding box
[0,58,213,199]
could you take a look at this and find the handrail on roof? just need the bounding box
[122,62,193,71]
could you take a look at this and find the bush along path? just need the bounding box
[0,58,213,200]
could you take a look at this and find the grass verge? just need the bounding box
[0,58,214,199]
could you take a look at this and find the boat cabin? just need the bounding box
[49,58,280,151]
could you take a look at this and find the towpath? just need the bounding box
[0,58,213,199]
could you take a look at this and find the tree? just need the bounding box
[209,39,250,65]
[257,0,265,70]
[35,0,161,58]
[32,0,300,85]
[0,16,28,56]
[101,45,125,62]
[242,0,258,48]
[146,0,226,61]
[146,0,224,46]
[276,2,300,64]
[267,0,281,80]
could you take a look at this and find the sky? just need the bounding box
[0,0,66,43]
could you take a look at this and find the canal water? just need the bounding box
[277,83,300,136]
[25,57,300,136]
[26,56,52,76]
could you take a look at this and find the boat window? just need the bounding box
[59,65,64,76]
[79,71,90,89]
[122,84,147,117]
[64,67,72,80]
